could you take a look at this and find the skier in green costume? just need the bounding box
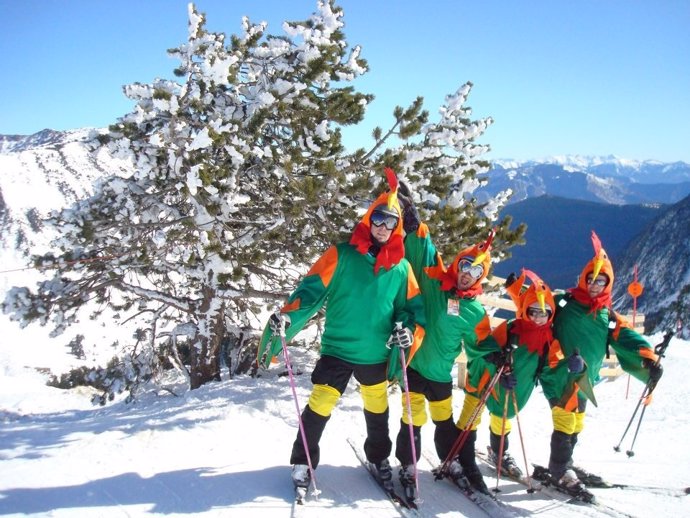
[391,186,495,495]
[257,169,426,490]
[539,231,662,496]
[470,269,565,478]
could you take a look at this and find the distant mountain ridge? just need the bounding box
[613,194,690,335]
[478,157,690,206]
[494,155,690,184]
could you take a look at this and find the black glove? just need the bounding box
[399,180,413,198]
[268,311,291,336]
[643,359,663,384]
[499,370,517,390]
[567,350,585,374]
[387,325,413,349]
[397,181,421,233]
[485,350,506,368]
[505,272,518,288]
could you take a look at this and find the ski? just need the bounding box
[529,464,642,518]
[477,452,638,518]
[422,450,515,518]
[346,437,417,516]
[567,465,689,496]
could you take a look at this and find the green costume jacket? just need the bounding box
[392,223,492,384]
[258,241,425,367]
[539,292,656,409]
[469,320,563,418]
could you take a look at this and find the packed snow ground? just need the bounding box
[1,331,689,517]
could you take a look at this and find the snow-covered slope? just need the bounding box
[1,334,688,517]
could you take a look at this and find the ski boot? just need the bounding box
[487,446,523,478]
[399,464,418,503]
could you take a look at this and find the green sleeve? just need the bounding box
[610,324,653,383]
[404,223,441,286]
[257,246,338,367]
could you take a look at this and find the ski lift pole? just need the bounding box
[279,327,320,496]
[397,327,422,504]
[626,266,644,399]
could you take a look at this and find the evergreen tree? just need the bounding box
[3,1,523,395]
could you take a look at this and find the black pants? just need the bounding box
[290,355,391,468]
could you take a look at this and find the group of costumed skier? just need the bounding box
[256,168,666,507]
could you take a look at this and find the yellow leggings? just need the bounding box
[400,393,454,426]
[552,406,586,434]
[457,394,483,431]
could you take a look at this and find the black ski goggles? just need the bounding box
[370,211,399,230]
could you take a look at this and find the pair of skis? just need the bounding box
[347,438,515,518]
[477,448,687,518]
[347,437,419,514]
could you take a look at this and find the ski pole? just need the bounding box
[279,326,320,497]
[510,390,535,493]
[492,387,511,493]
[396,323,422,503]
[614,330,673,455]
[624,396,650,457]
[437,363,506,478]
[613,383,649,454]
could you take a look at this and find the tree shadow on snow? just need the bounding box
[0,464,366,514]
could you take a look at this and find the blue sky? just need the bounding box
[1,0,688,162]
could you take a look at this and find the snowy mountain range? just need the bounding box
[612,194,690,335]
[479,157,690,205]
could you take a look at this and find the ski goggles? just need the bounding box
[586,275,609,287]
[370,211,399,230]
[526,307,552,319]
[458,259,484,280]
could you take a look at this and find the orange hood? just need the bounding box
[349,167,405,273]
[440,228,495,297]
[569,230,614,312]
[506,269,555,353]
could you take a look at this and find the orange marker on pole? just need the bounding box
[625,265,644,398]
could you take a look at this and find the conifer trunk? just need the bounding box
[189,286,224,390]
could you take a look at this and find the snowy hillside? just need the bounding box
[1,332,688,517]
[0,129,142,372]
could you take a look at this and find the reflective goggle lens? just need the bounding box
[370,211,399,230]
[586,276,608,287]
[459,259,484,279]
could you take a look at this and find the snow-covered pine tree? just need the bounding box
[384,83,525,262]
[3,1,523,396]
